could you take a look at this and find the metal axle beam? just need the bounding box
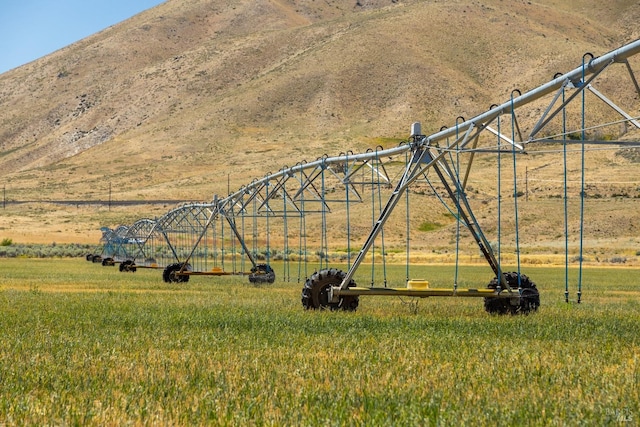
[332,287,506,298]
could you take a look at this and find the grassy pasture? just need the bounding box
[0,259,639,425]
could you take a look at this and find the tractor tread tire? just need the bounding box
[301,268,359,311]
[484,271,540,315]
[249,263,276,284]
[163,263,191,283]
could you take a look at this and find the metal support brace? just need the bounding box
[428,152,510,291]
[587,85,640,129]
[623,59,640,96]
[338,143,429,289]
[178,202,220,273]
[529,59,614,139]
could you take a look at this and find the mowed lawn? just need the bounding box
[0,258,638,425]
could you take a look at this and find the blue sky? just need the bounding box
[0,0,165,74]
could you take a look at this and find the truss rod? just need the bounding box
[623,59,640,95]
[434,39,640,146]
[220,209,257,269]
[338,140,457,289]
[587,85,640,129]
[178,201,220,273]
[218,36,639,208]
[528,59,614,139]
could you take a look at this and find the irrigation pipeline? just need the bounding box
[96,39,640,304]
[3,199,183,207]
[216,40,640,207]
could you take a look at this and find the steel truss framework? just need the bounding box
[96,39,640,312]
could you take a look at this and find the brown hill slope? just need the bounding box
[0,0,639,247]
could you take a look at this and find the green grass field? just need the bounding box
[0,258,638,425]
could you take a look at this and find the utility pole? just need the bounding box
[525,166,528,202]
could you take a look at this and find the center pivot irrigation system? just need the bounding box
[91,39,640,314]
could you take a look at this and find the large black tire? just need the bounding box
[86,253,93,261]
[101,257,115,266]
[163,263,191,283]
[119,260,137,273]
[301,268,359,311]
[484,271,540,315]
[92,255,103,263]
[248,264,276,284]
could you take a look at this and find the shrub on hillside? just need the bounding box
[0,243,92,258]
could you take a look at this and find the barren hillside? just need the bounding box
[0,0,639,248]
